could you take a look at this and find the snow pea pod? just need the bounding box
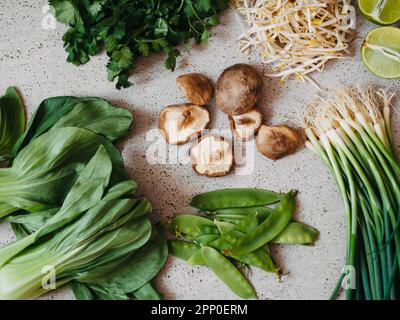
[233,213,259,233]
[221,229,277,274]
[271,222,319,245]
[169,240,200,261]
[195,234,220,245]
[201,246,257,299]
[208,236,231,251]
[231,191,296,255]
[215,220,236,234]
[197,225,220,235]
[215,213,258,235]
[190,189,282,211]
[168,215,214,238]
[187,250,206,265]
[213,216,243,225]
[214,206,274,221]
[247,249,278,274]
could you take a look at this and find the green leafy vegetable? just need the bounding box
[49,0,229,89]
[0,87,25,162]
[0,89,166,300]
[0,95,133,220]
[0,127,125,219]
[12,96,132,154]
[0,148,166,300]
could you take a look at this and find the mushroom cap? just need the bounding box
[176,73,214,105]
[229,108,263,141]
[190,135,234,177]
[159,104,210,145]
[256,125,301,160]
[216,64,263,115]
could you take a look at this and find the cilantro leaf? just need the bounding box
[112,46,133,70]
[164,48,180,71]
[137,42,150,57]
[197,0,213,13]
[49,0,81,25]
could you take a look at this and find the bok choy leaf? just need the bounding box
[0,127,126,219]
[0,87,25,162]
[12,96,132,155]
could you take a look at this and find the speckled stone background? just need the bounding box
[1,0,399,300]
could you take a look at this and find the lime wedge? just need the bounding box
[359,0,400,25]
[361,27,400,79]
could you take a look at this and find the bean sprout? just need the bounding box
[233,0,355,82]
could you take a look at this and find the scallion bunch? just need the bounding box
[304,85,399,300]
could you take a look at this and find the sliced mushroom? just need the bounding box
[159,104,210,145]
[216,64,263,115]
[190,135,234,177]
[256,125,301,160]
[176,73,214,105]
[229,109,263,141]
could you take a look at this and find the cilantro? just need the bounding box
[50,0,228,89]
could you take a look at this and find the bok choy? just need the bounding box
[0,90,167,300]
[0,95,132,219]
[0,127,125,219]
[0,87,25,163]
[0,147,167,299]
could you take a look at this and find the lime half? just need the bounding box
[359,0,400,25]
[361,27,400,79]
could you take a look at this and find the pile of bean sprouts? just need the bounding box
[233,0,355,83]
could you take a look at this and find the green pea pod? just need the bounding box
[221,229,242,244]
[214,206,274,221]
[231,253,253,266]
[195,234,220,245]
[190,189,282,211]
[213,216,243,225]
[201,246,257,300]
[247,249,278,274]
[187,250,206,265]
[168,215,214,238]
[169,240,200,261]
[234,213,259,233]
[231,191,296,255]
[209,236,231,251]
[271,222,320,245]
[221,229,278,274]
[197,225,220,235]
[214,220,236,235]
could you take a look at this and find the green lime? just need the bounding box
[361,27,400,79]
[358,0,400,25]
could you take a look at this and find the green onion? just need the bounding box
[304,85,400,300]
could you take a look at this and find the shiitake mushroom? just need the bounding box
[256,125,301,160]
[216,64,263,115]
[189,135,234,177]
[176,73,213,105]
[159,104,210,145]
[229,109,263,141]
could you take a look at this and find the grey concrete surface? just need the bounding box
[0,0,399,300]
